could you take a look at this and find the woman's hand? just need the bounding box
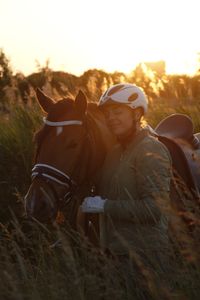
[81,196,107,213]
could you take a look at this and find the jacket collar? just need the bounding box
[119,128,150,152]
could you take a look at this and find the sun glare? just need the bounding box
[165,52,198,75]
[0,0,200,76]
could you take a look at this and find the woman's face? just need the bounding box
[103,104,136,137]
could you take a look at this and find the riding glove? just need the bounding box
[81,196,107,213]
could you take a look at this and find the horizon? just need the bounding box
[1,0,200,76]
[2,52,200,77]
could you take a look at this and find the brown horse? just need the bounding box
[25,89,115,234]
[25,89,200,238]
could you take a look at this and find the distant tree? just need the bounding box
[129,63,157,99]
[51,71,78,98]
[0,49,14,111]
[111,71,128,85]
[15,73,31,104]
[79,69,127,102]
[0,49,12,87]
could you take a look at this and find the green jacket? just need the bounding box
[97,129,172,256]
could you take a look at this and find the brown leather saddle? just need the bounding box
[155,114,200,203]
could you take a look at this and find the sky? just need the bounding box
[0,0,200,76]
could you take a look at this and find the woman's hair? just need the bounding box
[141,116,148,128]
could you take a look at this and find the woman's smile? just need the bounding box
[103,104,136,137]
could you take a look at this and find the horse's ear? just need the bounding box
[35,88,55,113]
[75,90,87,115]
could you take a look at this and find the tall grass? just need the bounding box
[0,100,200,299]
[147,100,200,132]
[0,217,200,300]
[0,105,42,224]
[0,220,137,300]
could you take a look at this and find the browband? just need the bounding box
[43,117,82,126]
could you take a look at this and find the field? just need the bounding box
[0,62,200,299]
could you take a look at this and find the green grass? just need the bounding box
[0,105,42,224]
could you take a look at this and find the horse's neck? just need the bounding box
[89,115,115,152]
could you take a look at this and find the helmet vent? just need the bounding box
[128,93,138,102]
[107,84,125,96]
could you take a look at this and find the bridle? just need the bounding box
[32,117,86,207]
[32,163,77,205]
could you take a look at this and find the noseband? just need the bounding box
[32,163,77,204]
[32,118,84,206]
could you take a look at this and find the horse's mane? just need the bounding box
[87,102,116,151]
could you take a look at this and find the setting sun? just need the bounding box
[0,0,200,75]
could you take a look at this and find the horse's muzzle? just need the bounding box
[24,180,58,223]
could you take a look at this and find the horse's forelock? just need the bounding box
[47,98,79,121]
[34,97,83,160]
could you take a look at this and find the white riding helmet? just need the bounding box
[99,83,148,114]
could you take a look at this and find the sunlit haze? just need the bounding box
[0,0,200,76]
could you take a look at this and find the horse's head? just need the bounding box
[25,89,91,223]
[25,89,114,223]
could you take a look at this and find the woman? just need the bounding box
[81,83,172,298]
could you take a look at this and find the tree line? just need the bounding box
[1,49,200,114]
